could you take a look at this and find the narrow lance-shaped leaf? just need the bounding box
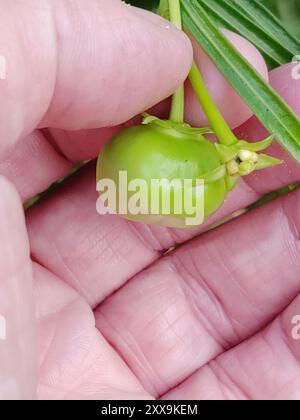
[197,0,300,69]
[181,0,300,163]
[235,0,300,55]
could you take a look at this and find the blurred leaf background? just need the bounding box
[263,0,300,38]
[128,0,159,10]
[128,0,300,39]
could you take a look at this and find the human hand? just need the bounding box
[0,0,300,400]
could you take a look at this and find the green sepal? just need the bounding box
[201,165,226,183]
[225,174,240,191]
[215,143,239,163]
[142,114,212,136]
[236,135,275,152]
[255,154,283,170]
[216,135,275,163]
[238,161,256,176]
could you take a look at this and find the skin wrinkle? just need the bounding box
[23,0,58,132]
[36,235,87,299]
[59,332,96,377]
[38,313,60,376]
[169,255,235,350]
[209,360,250,400]
[197,234,263,332]
[279,314,300,365]
[82,223,125,261]
[151,303,192,358]
[47,0,88,123]
[265,322,300,400]
[220,330,299,400]
[43,0,72,126]
[97,308,160,397]
[156,339,202,399]
[281,198,300,268]
[208,368,240,400]
[144,315,182,386]
[206,229,271,325]
[125,220,167,254]
[82,224,158,304]
[254,333,282,389]
[261,332,300,399]
[160,361,249,401]
[218,347,268,400]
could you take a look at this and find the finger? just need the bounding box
[0,177,36,399]
[164,293,300,400]
[95,187,300,397]
[34,262,151,400]
[0,0,192,152]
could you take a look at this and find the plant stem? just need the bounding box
[189,61,237,146]
[169,0,185,123]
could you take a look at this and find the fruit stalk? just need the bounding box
[168,0,185,123]
[188,62,237,146]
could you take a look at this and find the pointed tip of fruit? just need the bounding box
[255,154,283,170]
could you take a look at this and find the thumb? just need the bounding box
[0,0,192,153]
[0,177,36,400]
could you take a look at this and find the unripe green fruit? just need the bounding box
[96,116,281,228]
[96,122,227,228]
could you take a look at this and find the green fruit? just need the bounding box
[96,119,227,228]
[96,116,281,228]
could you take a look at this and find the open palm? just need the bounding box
[1,0,300,400]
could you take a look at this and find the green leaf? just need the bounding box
[196,0,300,69]
[255,154,283,170]
[263,0,300,39]
[181,0,300,163]
[231,0,300,57]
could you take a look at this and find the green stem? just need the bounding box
[169,0,185,123]
[189,62,237,146]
